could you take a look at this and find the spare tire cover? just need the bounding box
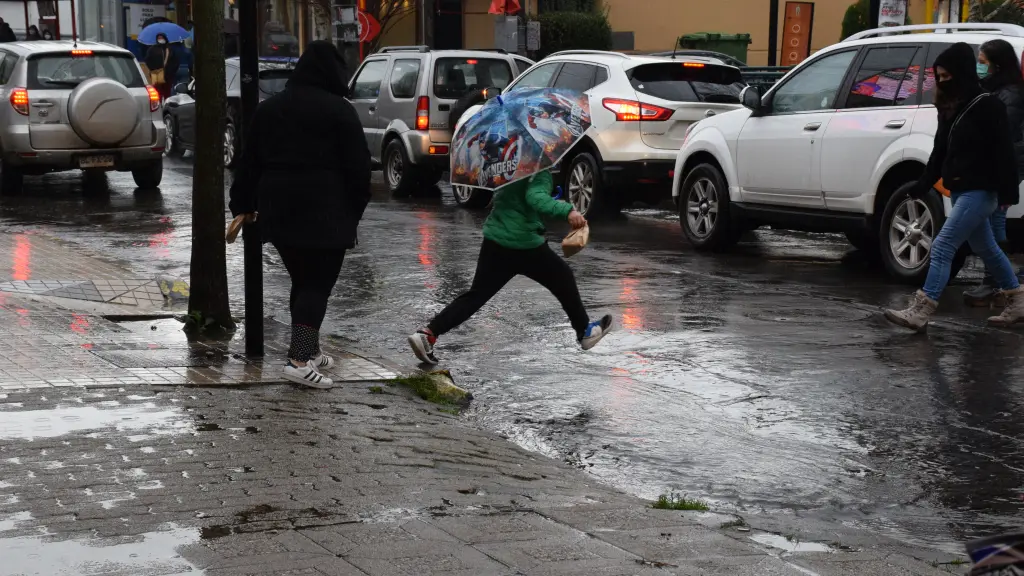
[67,77,139,146]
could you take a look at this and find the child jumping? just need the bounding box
[408,169,612,364]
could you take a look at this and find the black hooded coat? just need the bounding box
[229,41,371,250]
[916,42,1019,206]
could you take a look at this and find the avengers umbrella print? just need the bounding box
[450,87,592,191]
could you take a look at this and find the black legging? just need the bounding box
[428,239,590,340]
[275,244,345,361]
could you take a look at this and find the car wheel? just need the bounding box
[132,159,163,190]
[879,183,966,284]
[0,157,23,196]
[678,163,739,251]
[384,139,418,197]
[223,119,237,168]
[163,114,183,158]
[844,229,878,252]
[566,152,610,217]
[453,184,493,209]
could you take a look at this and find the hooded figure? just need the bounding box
[228,40,371,389]
[885,42,1024,332]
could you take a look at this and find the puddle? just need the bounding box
[0,403,192,440]
[0,525,201,575]
[0,511,33,531]
[750,532,835,553]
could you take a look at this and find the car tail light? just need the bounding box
[466,59,478,64]
[70,49,92,56]
[683,62,705,68]
[146,85,161,112]
[416,96,430,131]
[9,88,28,115]
[428,145,449,155]
[602,98,672,122]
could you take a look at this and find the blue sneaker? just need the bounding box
[580,315,612,350]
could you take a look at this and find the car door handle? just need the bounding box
[31,101,54,107]
[704,110,717,118]
[804,122,821,131]
[368,106,376,113]
[438,104,451,112]
[885,119,907,129]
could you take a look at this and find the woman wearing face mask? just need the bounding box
[885,42,1023,331]
[144,33,179,101]
[963,39,1024,306]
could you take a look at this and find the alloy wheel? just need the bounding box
[568,161,593,215]
[387,149,403,189]
[453,184,473,203]
[223,123,235,166]
[685,178,719,238]
[889,197,935,269]
[164,117,174,155]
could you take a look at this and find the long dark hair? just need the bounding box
[981,39,1024,90]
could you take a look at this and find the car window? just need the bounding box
[433,57,513,99]
[845,46,920,109]
[552,63,596,92]
[0,53,11,85]
[258,70,290,96]
[513,57,533,76]
[510,62,559,92]
[595,66,608,86]
[389,58,421,99]
[771,49,857,114]
[920,43,979,106]
[630,62,745,103]
[27,53,145,89]
[350,59,388,99]
[226,66,239,91]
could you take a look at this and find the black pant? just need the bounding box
[275,244,345,360]
[428,239,590,339]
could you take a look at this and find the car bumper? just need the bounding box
[603,159,676,191]
[1,127,165,171]
[403,130,451,169]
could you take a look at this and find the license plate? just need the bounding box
[78,155,114,168]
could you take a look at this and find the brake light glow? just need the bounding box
[70,49,93,56]
[429,145,449,155]
[146,85,161,111]
[683,62,705,68]
[602,98,673,122]
[9,88,28,115]
[466,59,478,64]
[416,96,430,131]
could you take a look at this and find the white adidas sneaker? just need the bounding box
[283,362,333,389]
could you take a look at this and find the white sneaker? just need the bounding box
[311,352,334,370]
[580,315,613,351]
[283,362,333,389]
[408,330,439,365]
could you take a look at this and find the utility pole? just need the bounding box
[767,0,779,66]
[239,0,264,356]
[870,0,881,27]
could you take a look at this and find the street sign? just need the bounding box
[357,10,381,43]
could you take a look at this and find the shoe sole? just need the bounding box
[581,315,614,351]
[883,310,927,333]
[283,371,334,389]
[408,335,438,365]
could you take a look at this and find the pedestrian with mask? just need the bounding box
[144,33,179,101]
[963,38,1024,307]
[407,169,612,365]
[229,41,371,389]
[885,42,1024,332]
[26,25,40,41]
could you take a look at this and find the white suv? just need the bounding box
[453,50,745,215]
[673,23,1024,283]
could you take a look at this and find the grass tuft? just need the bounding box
[652,493,710,511]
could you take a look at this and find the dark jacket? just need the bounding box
[917,43,1020,206]
[228,41,371,250]
[985,79,1024,179]
[144,44,180,81]
[0,24,17,43]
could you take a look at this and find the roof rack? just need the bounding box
[846,22,1024,41]
[465,48,508,54]
[377,45,430,53]
[547,49,628,58]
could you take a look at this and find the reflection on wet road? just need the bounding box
[0,160,1021,553]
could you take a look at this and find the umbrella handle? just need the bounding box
[553,186,563,200]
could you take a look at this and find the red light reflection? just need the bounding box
[619,277,644,332]
[12,234,31,281]
[70,314,90,334]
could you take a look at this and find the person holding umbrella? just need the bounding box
[408,88,612,365]
[144,33,179,101]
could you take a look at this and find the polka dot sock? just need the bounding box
[289,324,319,362]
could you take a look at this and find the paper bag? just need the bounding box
[561,224,589,257]
[226,213,257,244]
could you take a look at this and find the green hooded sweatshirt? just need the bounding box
[481,170,573,250]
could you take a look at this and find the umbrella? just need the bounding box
[450,87,592,191]
[138,22,190,45]
[142,16,172,29]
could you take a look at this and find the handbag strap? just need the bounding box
[162,46,169,68]
[947,92,989,149]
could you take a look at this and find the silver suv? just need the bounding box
[0,41,165,195]
[347,46,533,196]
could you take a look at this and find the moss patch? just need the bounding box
[652,493,710,511]
[389,371,472,411]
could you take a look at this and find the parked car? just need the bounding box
[163,57,294,168]
[672,23,1024,283]
[346,46,533,197]
[454,50,746,215]
[0,40,165,194]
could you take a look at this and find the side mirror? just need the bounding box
[174,82,190,95]
[740,86,762,112]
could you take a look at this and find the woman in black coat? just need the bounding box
[963,38,1024,306]
[229,41,371,389]
[144,33,179,100]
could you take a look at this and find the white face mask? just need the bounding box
[157,39,167,45]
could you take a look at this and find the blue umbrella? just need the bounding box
[138,22,190,45]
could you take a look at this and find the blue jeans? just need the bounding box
[922,190,1020,301]
[991,205,1008,244]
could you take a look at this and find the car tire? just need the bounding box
[223,118,238,169]
[565,152,611,217]
[678,163,739,251]
[0,158,23,196]
[844,229,878,252]
[453,184,492,209]
[878,183,967,284]
[384,139,418,197]
[163,114,183,158]
[132,159,163,190]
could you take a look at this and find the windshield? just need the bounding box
[28,53,145,89]
[434,57,513,99]
[259,70,290,96]
[629,63,745,104]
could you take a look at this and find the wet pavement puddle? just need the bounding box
[749,532,836,554]
[0,402,192,440]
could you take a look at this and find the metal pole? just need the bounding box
[767,0,779,66]
[870,0,881,28]
[239,0,264,357]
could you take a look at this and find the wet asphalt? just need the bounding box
[0,158,1021,554]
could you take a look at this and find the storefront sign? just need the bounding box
[878,0,908,27]
[127,3,167,37]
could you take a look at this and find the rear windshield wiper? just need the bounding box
[41,79,82,87]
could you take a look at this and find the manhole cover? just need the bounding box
[745,305,871,324]
[89,349,211,368]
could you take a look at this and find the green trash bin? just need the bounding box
[679,33,752,65]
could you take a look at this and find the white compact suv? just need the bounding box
[673,23,1024,283]
[453,50,745,215]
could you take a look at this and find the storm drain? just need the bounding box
[89,349,211,369]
